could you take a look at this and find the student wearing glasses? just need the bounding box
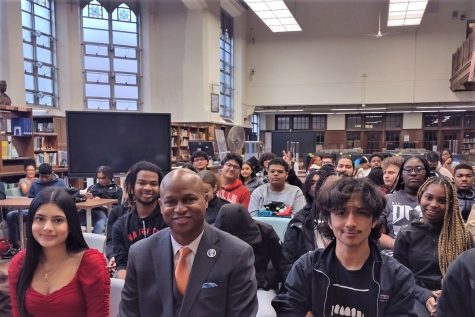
[379,156,431,250]
[190,151,209,172]
[217,153,251,207]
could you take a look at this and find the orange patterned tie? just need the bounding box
[175,247,192,295]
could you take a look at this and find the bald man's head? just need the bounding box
[159,168,208,245]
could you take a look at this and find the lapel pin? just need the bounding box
[207,249,217,258]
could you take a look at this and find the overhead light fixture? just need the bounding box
[311,112,335,115]
[331,108,360,111]
[360,107,387,110]
[243,0,302,32]
[415,106,444,109]
[278,109,304,112]
[387,0,428,27]
[254,109,277,113]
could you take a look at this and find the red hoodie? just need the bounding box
[217,179,250,207]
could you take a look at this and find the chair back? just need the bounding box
[110,277,125,317]
[252,217,291,242]
[83,232,106,253]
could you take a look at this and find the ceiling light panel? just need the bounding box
[243,0,302,32]
[387,0,428,27]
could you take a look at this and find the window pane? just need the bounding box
[36,46,52,64]
[25,91,35,103]
[22,12,32,28]
[38,64,53,77]
[116,100,138,111]
[441,114,461,127]
[423,114,438,128]
[87,98,110,110]
[36,34,51,48]
[34,3,49,19]
[85,56,110,71]
[23,29,32,42]
[115,73,137,85]
[85,83,110,98]
[21,0,31,11]
[114,46,136,58]
[86,71,109,83]
[112,31,137,46]
[38,77,53,93]
[114,85,138,99]
[464,113,475,128]
[364,115,383,129]
[25,75,35,90]
[38,94,53,106]
[346,132,361,148]
[423,131,438,151]
[113,59,137,72]
[24,61,33,73]
[292,116,310,130]
[23,43,33,59]
[346,115,362,129]
[112,20,136,32]
[85,44,109,56]
[385,114,402,129]
[82,17,109,30]
[83,28,109,43]
[34,16,51,35]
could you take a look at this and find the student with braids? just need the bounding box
[394,176,472,317]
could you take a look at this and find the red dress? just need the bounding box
[8,248,110,317]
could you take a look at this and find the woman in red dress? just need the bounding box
[8,187,110,317]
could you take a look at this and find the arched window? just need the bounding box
[21,0,57,107]
[220,10,233,119]
[81,1,140,110]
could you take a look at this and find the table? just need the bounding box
[76,198,117,234]
[0,198,117,248]
[0,198,32,249]
[252,216,291,242]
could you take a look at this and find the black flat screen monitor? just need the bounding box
[66,111,171,177]
[189,141,215,159]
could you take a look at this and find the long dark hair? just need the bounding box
[392,155,430,193]
[16,188,88,317]
[239,161,257,183]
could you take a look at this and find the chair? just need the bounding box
[252,217,291,242]
[110,277,125,317]
[83,232,106,253]
[5,187,22,197]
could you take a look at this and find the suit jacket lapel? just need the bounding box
[151,228,174,316]
[179,224,219,317]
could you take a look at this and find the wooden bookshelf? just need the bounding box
[32,115,67,168]
[0,105,34,176]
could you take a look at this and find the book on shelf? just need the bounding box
[35,152,57,166]
[58,150,67,167]
[11,118,33,136]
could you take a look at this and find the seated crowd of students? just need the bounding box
[3,148,475,316]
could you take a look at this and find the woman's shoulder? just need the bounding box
[80,248,106,266]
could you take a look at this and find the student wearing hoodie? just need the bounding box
[217,153,251,207]
[111,161,168,279]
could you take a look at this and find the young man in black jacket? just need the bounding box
[111,161,168,279]
[273,178,417,317]
[79,165,123,234]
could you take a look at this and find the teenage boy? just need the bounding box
[217,153,250,207]
[369,153,384,169]
[453,163,475,221]
[190,150,209,172]
[249,158,306,217]
[272,178,416,316]
[111,161,168,279]
[79,165,123,233]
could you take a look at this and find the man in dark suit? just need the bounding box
[119,168,258,317]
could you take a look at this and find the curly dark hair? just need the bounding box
[316,177,386,241]
[267,157,289,172]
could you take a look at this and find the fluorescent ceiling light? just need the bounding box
[331,108,360,111]
[243,0,302,32]
[387,0,428,27]
[311,112,335,115]
[415,106,444,109]
[360,107,387,110]
[278,109,304,112]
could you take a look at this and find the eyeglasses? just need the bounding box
[402,166,425,175]
[224,162,240,170]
